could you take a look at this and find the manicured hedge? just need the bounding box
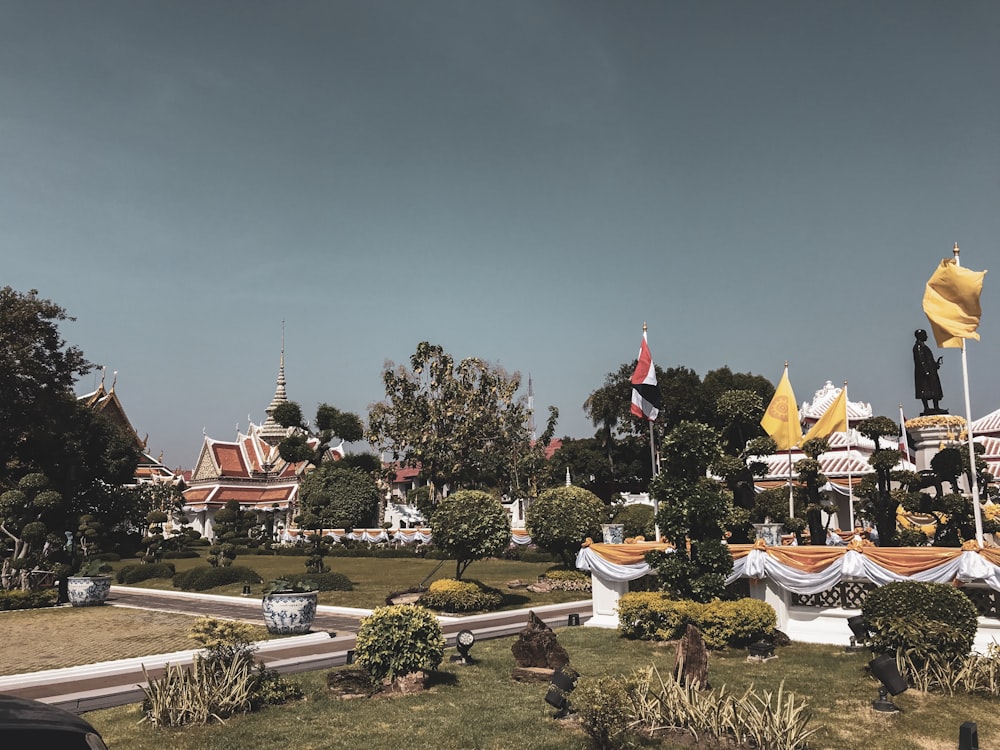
[861,581,978,663]
[173,565,261,591]
[116,562,176,584]
[284,571,353,592]
[418,578,503,612]
[0,588,58,611]
[618,592,776,648]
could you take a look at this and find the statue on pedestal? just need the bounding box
[913,329,946,415]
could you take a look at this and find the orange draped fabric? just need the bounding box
[583,542,672,566]
[585,542,997,577]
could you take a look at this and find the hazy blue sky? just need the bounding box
[3,2,998,468]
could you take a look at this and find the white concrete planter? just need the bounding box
[67,575,112,607]
[262,590,318,634]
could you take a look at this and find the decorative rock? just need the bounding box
[383,670,429,695]
[511,611,570,670]
[674,624,709,689]
[511,666,554,683]
[506,579,527,589]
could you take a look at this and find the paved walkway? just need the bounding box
[0,587,593,714]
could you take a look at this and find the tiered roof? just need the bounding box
[78,370,179,486]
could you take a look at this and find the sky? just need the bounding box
[3,1,999,470]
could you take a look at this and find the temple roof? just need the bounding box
[799,381,873,423]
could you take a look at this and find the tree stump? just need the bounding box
[674,624,709,689]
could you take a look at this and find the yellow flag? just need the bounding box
[801,386,848,444]
[922,259,987,348]
[760,365,802,451]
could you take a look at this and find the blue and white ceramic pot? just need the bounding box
[262,590,318,634]
[67,575,112,607]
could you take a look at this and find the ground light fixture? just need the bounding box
[451,629,476,664]
[846,615,868,652]
[868,654,908,713]
[544,666,580,719]
[959,721,979,750]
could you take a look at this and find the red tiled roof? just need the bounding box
[213,444,250,477]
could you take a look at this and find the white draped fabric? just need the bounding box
[511,530,532,545]
[576,546,663,582]
[578,541,1000,594]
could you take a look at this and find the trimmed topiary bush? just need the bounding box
[117,562,176,584]
[173,565,260,591]
[418,578,503,612]
[617,592,776,648]
[861,580,978,663]
[527,485,605,566]
[285,571,353,592]
[0,588,58,611]
[354,605,445,683]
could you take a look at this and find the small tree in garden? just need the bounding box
[855,416,904,546]
[527,485,605,566]
[354,605,445,684]
[208,500,254,567]
[430,489,510,580]
[274,401,364,468]
[296,463,380,530]
[795,437,831,545]
[648,421,734,602]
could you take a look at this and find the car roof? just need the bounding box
[0,693,100,734]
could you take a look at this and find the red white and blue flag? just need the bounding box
[630,330,661,421]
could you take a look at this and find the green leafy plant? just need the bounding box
[617,592,775,648]
[263,577,318,595]
[142,617,301,726]
[573,674,634,750]
[353,604,445,683]
[172,565,260,591]
[527,485,605,566]
[417,578,502,612]
[430,489,511,579]
[861,580,977,664]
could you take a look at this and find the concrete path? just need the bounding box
[0,587,593,714]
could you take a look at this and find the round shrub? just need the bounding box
[862,581,978,663]
[116,562,176,584]
[527,485,605,565]
[693,598,776,649]
[418,578,503,612]
[354,605,445,682]
[431,490,511,580]
[173,565,260,591]
[161,549,200,560]
[573,675,634,750]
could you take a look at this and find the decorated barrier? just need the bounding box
[275,527,534,545]
[576,538,1000,649]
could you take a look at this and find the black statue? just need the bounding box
[913,329,945,415]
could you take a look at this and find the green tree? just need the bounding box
[367,342,533,502]
[430,489,510,580]
[649,421,734,602]
[296,463,381,530]
[274,401,363,467]
[855,416,904,546]
[0,287,141,582]
[0,287,91,477]
[795,437,831,545]
[526,485,605,566]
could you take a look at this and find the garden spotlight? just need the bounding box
[451,629,476,664]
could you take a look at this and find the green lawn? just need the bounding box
[118,553,583,610]
[86,626,1000,750]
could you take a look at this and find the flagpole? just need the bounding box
[952,243,984,545]
[649,420,660,540]
[844,381,854,531]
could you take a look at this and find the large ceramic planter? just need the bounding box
[262,590,318,634]
[67,575,112,607]
[601,524,625,544]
